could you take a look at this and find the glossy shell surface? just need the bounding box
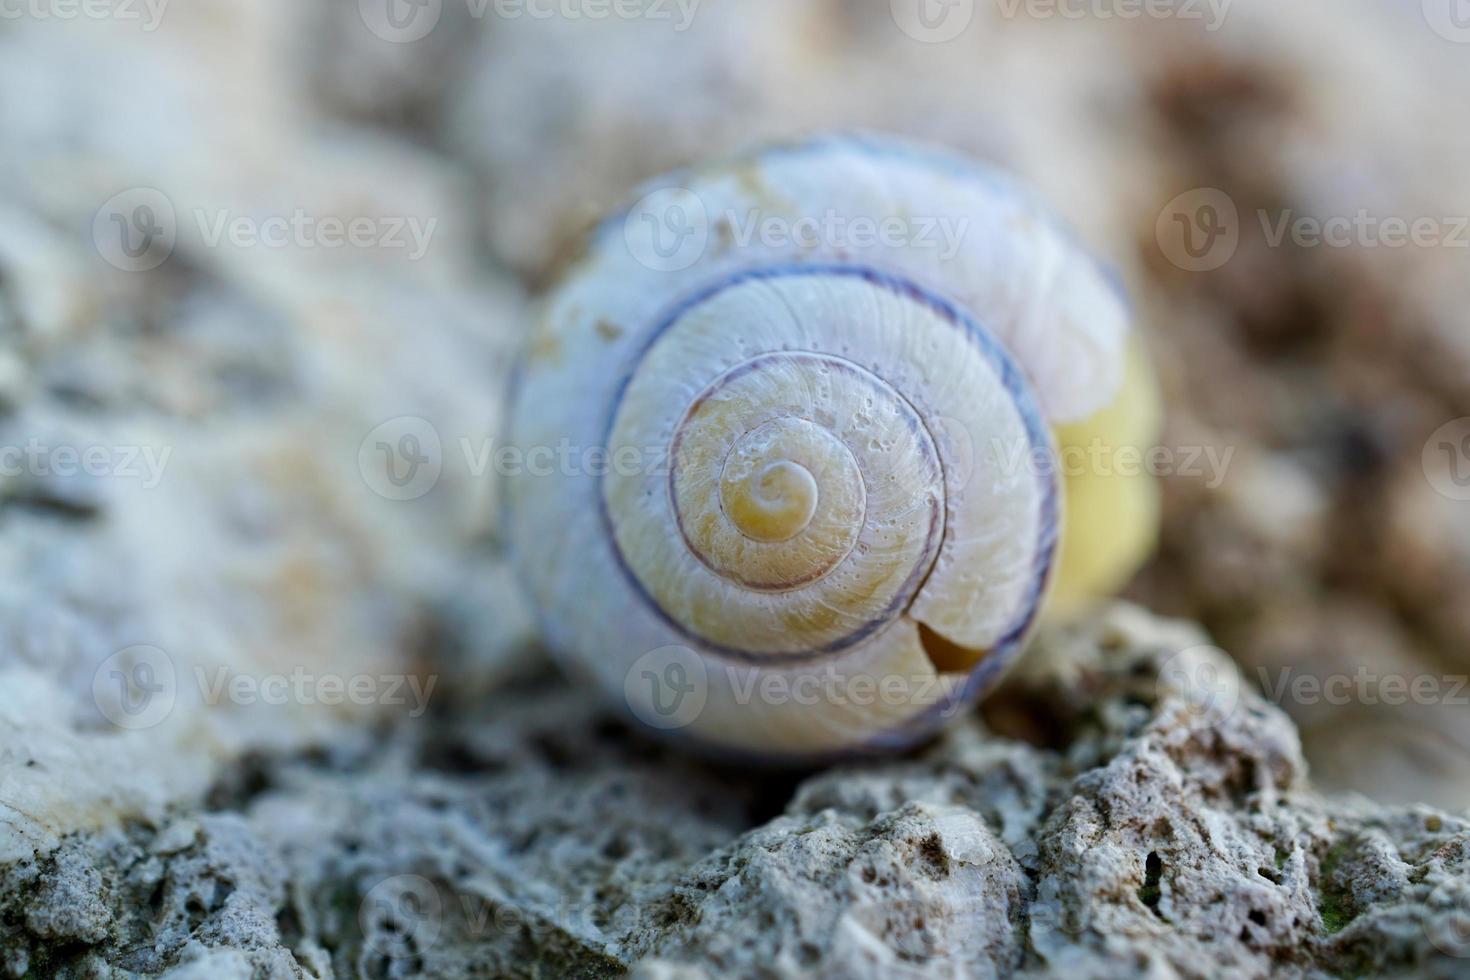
[507,134,1132,758]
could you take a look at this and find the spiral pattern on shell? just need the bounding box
[506,134,1132,759]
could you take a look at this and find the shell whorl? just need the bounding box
[507,134,1129,759]
[603,266,1013,664]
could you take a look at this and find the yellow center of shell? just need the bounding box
[676,413,867,592]
[722,458,819,542]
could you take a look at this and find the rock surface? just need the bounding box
[0,3,537,863]
[5,604,1469,979]
[3,3,1470,977]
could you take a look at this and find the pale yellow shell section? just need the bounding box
[1050,337,1164,614]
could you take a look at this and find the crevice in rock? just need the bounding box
[1139,851,1166,920]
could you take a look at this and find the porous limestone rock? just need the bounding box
[0,5,538,862]
[4,605,1469,978]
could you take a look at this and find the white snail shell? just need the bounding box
[506,133,1131,760]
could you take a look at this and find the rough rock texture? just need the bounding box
[2,0,1468,845]
[5,605,1469,979]
[0,3,537,861]
[4,3,1470,977]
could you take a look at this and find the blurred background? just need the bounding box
[3,0,1470,839]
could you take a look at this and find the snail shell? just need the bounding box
[506,133,1146,760]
